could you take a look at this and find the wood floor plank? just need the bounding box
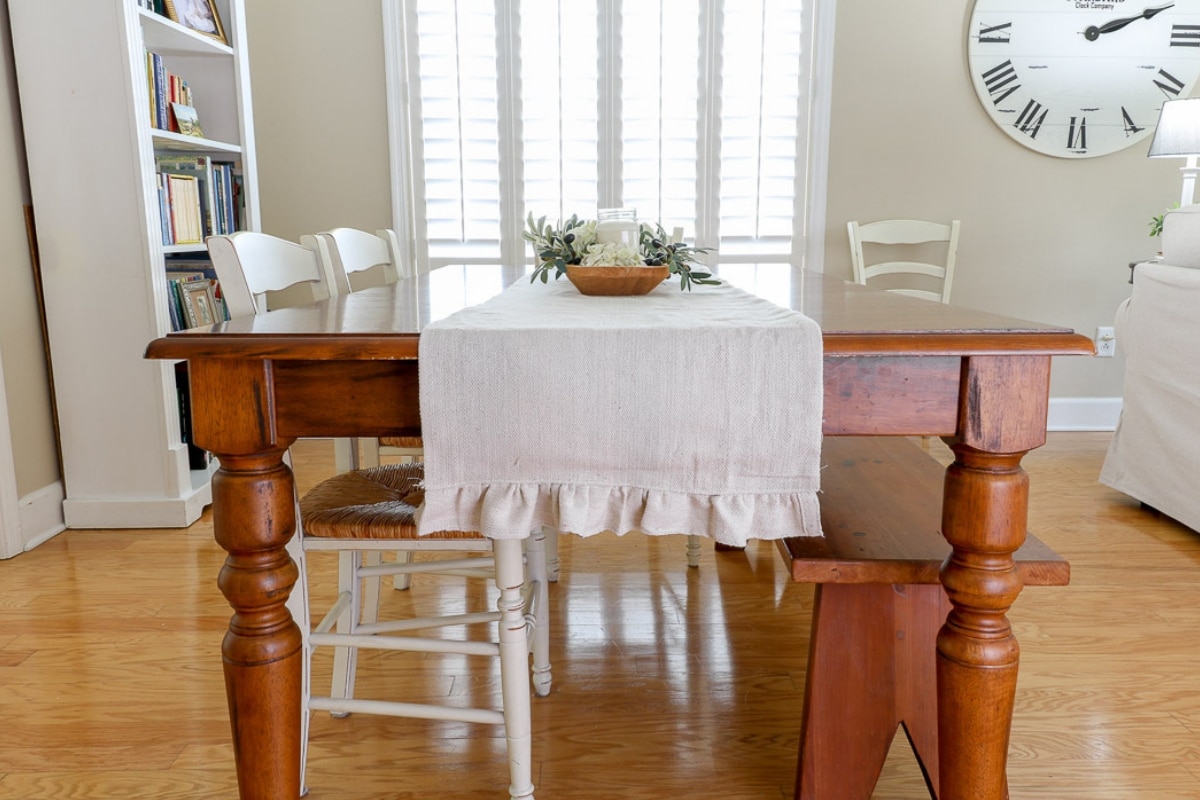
[0,433,1196,798]
[0,771,241,800]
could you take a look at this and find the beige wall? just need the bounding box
[0,4,60,497]
[245,0,390,242]
[824,0,1180,398]
[244,0,1181,400]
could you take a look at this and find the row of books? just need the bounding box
[173,363,210,470]
[146,50,194,134]
[165,258,231,332]
[156,155,241,244]
[136,0,168,13]
[167,259,225,466]
[158,172,201,244]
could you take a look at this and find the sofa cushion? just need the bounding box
[1160,204,1200,267]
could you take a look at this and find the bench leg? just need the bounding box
[796,582,949,800]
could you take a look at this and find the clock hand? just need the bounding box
[1084,2,1174,40]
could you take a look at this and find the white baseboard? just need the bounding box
[1047,397,1122,431]
[17,480,66,554]
[62,486,211,529]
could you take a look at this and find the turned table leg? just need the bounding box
[935,354,1049,800]
[188,359,304,800]
[937,446,1024,800]
[212,454,304,800]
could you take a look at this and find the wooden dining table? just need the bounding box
[146,263,1093,800]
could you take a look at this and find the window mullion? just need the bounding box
[384,0,429,274]
[695,0,722,256]
[754,1,767,243]
[495,0,525,266]
[798,0,831,270]
[597,0,621,208]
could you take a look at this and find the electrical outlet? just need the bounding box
[1095,326,1116,357]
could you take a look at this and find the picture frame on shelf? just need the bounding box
[181,280,219,328]
[164,0,226,45]
[170,103,204,138]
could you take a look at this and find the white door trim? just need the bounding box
[804,0,837,273]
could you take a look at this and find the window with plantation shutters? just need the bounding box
[383,0,823,274]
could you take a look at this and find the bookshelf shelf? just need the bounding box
[139,9,234,56]
[164,243,210,254]
[10,0,259,528]
[151,130,242,153]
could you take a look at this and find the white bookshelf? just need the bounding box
[9,0,259,527]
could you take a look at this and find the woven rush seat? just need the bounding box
[300,462,477,540]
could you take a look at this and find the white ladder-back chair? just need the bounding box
[206,231,550,799]
[305,227,435,589]
[376,227,409,276]
[304,227,423,470]
[303,226,406,295]
[846,219,961,304]
[207,231,337,317]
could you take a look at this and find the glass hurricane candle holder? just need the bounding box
[595,207,638,247]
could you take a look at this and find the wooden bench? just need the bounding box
[776,437,1070,800]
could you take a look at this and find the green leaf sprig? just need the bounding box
[1149,203,1179,238]
[523,212,589,283]
[638,222,718,291]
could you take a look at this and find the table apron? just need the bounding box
[822,355,961,436]
[272,359,422,439]
[202,354,1019,443]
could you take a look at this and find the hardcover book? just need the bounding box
[170,102,202,137]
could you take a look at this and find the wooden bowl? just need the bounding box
[565,265,670,296]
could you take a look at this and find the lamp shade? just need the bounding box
[1148,98,1200,158]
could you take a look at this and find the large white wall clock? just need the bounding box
[968,1,1200,158]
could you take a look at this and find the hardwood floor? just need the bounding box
[1,433,1198,798]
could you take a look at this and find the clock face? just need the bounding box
[968,0,1200,158]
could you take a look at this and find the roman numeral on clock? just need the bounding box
[1171,24,1200,47]
[1154,68,1185,97]
[1067,117,1086,150]
[1014,99,1047,139]
[981,60,1020,106]
[1122,107,1144,137]
[978,22,1012,44]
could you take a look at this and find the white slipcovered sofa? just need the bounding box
[1100,206,1200,533]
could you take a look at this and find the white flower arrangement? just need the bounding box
[581,241,642,266]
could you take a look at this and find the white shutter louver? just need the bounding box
[520,0,601,223]
[620,0,702,236]
[718,0,806,258]
[389,0,816,268]
[415,1,503,261]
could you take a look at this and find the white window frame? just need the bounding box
[381,0,837,275]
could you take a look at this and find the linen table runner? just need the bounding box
[416,277,823,545]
